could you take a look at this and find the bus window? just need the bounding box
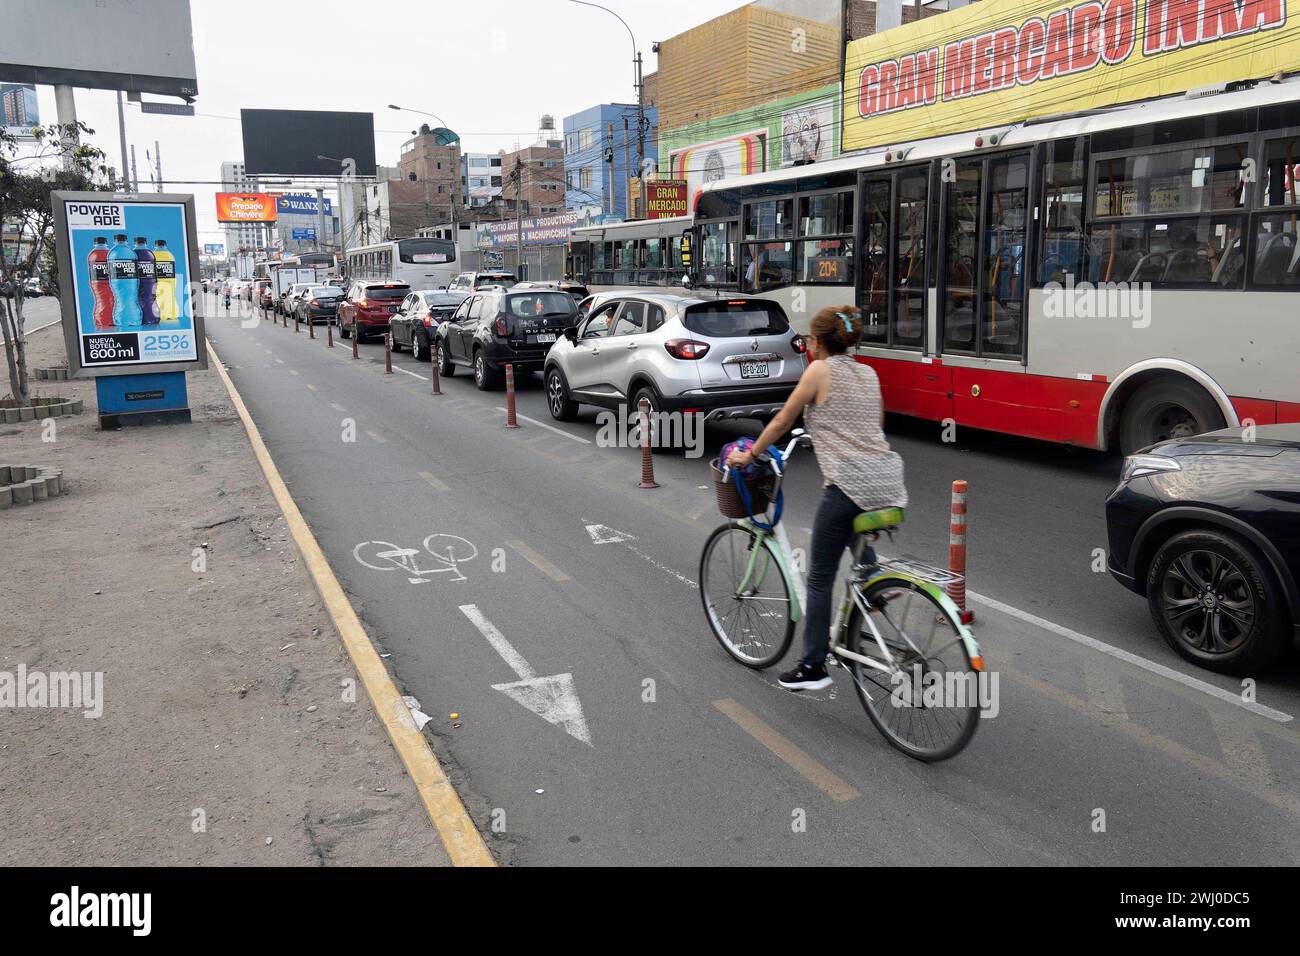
[797,191,854,285]
[860,178,890,345]
[743,198,794,241]
[942,160,980,353]
[1251,135,1300,287]
[982,154,1029,356]
[742,242,794,293]
[893,169,927,348]
[645,237,663,270]
[699,221,737,286]
[1040,137,1087,285]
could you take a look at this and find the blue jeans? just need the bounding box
[800,485,874,668]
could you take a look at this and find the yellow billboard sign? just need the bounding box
[842,0,1300,152]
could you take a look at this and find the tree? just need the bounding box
[0,122,110,405]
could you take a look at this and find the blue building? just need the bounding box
[563,103,659,220]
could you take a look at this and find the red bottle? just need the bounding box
[88,237,114,330]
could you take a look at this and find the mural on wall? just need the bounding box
[668,130,769,210]
[780,98,834,167]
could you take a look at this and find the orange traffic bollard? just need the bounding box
[308,316,315,339]
[351,323,359,360]
[504,363,520,428]
[384,333,393,374]
[326,318,334,348]
[947,479,973,624]
[637,397,659,489]
[294,312,300,333]
[430,345,442,395]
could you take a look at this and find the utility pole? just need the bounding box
[53,84,78,171]
[316,187,327,254]
[130,144,140,193]
[514,159,524,280]
[606,122,615,217]
[621,116,632,220]
[154,141,163,193]
[115,91,130,191]
[635,50,646,219]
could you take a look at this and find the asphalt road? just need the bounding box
[206,299,1300,866]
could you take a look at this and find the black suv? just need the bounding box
[1106,424,1300,673]
[435,289,578,390]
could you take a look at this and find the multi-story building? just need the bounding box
[218,160,265,256]
[562,103,660,220]
[270,194,340,254]
[500,139,566,218]
[1,84,38,130]
[461,152,504,208]
[396,125,462,229]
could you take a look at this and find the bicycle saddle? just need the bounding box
[854,507,905,534]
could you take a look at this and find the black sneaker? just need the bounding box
[778,662,832,691]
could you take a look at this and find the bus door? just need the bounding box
[857,167,935,418]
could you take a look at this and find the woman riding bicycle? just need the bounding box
[727,305,907,691]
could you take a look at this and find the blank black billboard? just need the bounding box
[240,109,376,177]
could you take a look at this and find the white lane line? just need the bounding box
[494,408,592,444]
[329,403,346,413]
[394,365,426,382]
[459,604,535,679]
[506,539,571,582]
[966,589,1294,724]
[306,383,317,392]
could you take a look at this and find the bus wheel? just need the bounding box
[1119,379,1225,455]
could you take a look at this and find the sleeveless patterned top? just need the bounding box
[803,354,908,512]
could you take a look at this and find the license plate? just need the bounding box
[739,360,769,379]
[535,333,557,344]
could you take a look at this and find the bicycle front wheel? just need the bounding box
[699,522,795,669]
[843,576,979,761]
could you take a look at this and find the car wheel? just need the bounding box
[437,339,455,377]
[412,328,429,361]
[474,350,502,390]
[1146,529,1288,673]
[1120,379,1226,455]
[546,367,579,421]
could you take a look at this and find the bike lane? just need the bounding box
[207,305,1300,866]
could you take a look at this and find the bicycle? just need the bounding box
[699,429,984,761]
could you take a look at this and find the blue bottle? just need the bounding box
[108,235,142,328]
[134,237,160,325]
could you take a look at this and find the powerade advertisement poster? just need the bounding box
[62,199,197,368]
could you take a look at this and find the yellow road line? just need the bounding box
[306,383,317,392]
[419,470,449,492]
[207,338,495,867]
[330,402,346,413]
[506,539,571,583]
[713,698,861,802]
[366,430,386,444]
[288,369,299,376]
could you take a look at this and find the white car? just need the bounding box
[283,283,316,318]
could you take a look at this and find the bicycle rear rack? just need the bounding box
[878,555,965,588]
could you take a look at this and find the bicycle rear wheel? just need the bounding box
[699,522,795,668]
[843,576,979,761]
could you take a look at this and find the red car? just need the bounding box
[337,280,411,341]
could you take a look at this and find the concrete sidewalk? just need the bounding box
[0,322,451,866]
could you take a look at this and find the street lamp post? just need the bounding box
[569,0,646,219]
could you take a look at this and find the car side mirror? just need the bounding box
[563,326,578,344]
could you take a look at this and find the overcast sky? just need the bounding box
[25,0,747,244]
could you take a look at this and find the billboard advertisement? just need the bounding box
[645,181,690,219]
[0,0,197,98]
[478,211,580,248]
[203,243,225,256]
[215,193,277,223]
[842,0,1300,152]
[52,194,206,375]
[276,194,333,217]
[240,110,377,177]
[291,228,316,241]
[668,130,769,210]
[1,83,39,138]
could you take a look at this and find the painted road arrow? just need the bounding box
[458,604,592,746]
[584,523,698,589]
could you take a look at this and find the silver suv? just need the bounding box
[544,292,806,424]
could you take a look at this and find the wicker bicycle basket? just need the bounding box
[710,457,771,519]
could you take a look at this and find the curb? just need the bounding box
[2,399,83,423]
[206,338,495,867]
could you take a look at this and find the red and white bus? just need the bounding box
[690,76,1300,454]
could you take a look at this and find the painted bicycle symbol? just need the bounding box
[353,534,479,583]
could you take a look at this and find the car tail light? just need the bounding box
[422,313,434,327]
[494,316,509,337]
[791,334,807,354]
[664,339,710,360]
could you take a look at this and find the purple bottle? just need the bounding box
[134,237,160,325]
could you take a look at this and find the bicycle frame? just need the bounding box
[727,432,982,678]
